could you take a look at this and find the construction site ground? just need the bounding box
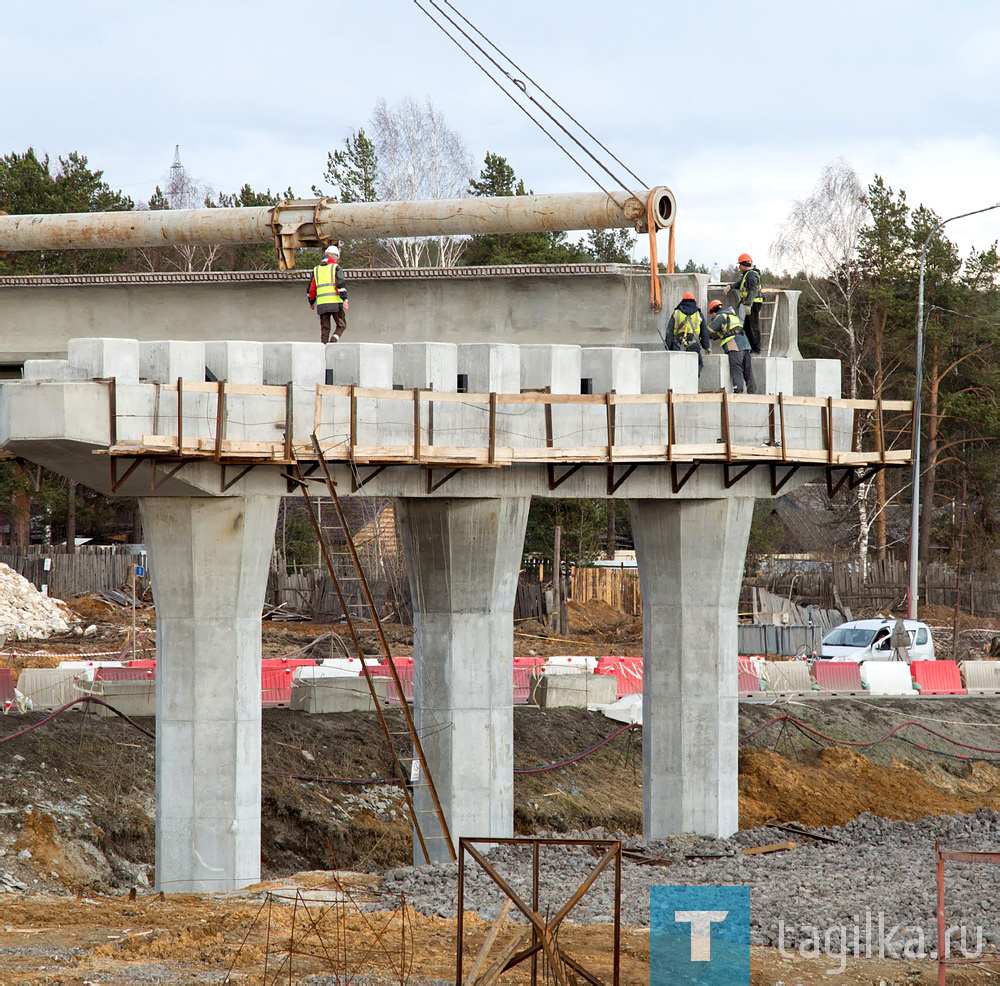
[1,598,999,982]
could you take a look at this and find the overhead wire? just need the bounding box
[419,0,637,201]
[438,0,647,189]
[412,0,622,202]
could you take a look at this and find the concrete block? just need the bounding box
[640,351,699,395]
[453,344,521,450]
[324,343,394,448]
[204,341,264,385]
[757,357,794,395]
[22,360,86,381]
[793,359,841,399]
[389,343,458,449]
[519,345,581,448]
[392,342,457,390]
[326,343,393,388]
[263,342,325,387]
[519,344,581,393]
[700,354,733,394]
[291,676,389,713]
[457,343,520,394]
[68,337,140,383]
[533,671,617,708]
[581,347,641,394]
[140,341,206,384]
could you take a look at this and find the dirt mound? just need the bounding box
[739,745,1000,828]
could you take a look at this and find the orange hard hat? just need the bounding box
[708,300,723,313]
[738,253,753,265]
[681,292,696,301]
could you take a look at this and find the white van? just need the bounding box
[820,618,935,663]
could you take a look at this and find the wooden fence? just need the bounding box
[0,546,141,600]
[570,567,641,616]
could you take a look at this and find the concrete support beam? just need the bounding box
[140,341,206,384]
[628,496,754,838]
[397,496,529,863]
[69,337,139,382]
[141,495,279,892]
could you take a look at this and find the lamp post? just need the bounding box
[907,202,1000,619]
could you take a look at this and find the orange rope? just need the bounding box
[667,220,676,274]
[647,192,662,313]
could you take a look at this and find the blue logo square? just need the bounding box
[650,886,752,985]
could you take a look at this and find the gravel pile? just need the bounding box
[0,563,76,639]
[381,811,1000,952]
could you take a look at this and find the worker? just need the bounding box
[708,300,756,394]
[730,253,764,353]
[665,292,711,373]
[308,245,349,344]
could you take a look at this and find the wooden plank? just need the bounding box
[163,381,288,397]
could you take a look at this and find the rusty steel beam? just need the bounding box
[0,187,674,269]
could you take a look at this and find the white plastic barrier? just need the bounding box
[762,661,813,693]
[294,664,360,680]
[17,668,84,710]
[961,660,1000,692]
[320,657,380,672]
[860,661,916,696]
[544,656,599,675]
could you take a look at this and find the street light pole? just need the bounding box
[907,202,1000,619]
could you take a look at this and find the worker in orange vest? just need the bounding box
[308,245,349,344]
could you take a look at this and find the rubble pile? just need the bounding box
[0,563,76,639]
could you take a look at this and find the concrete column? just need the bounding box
[628,497,754,839]
[397,496,529,863]
[141,494,279,892]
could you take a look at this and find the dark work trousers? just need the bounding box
[742,301,762,353]
[319,308,347,344]
[727,349,756,394]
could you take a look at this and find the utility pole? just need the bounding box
[552,524,562,635]
[950,477,968,662]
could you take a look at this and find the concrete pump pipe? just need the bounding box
[0,188,674,269]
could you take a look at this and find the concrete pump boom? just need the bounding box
[0,187,674,269]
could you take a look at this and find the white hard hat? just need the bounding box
[324,244,340,257]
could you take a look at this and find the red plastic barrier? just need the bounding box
[0,669,16,708]
[370,663,415,703]
[811,661,864,693]
[513,667,535,704]
[738,671,761,694]
[95,667,156,681]
[126,660,156,668]
[261,667,294,707]
[262,658,320,671]
[596,656,643,698]
[910,660,966,695]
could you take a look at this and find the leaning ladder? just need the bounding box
[288,437,456,865]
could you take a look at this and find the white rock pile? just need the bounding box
[0,563,76,639]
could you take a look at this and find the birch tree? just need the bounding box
[370,97,473,267]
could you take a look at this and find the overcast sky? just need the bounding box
[6,0,1000,270]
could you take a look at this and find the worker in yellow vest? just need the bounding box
[730,253,764,353]
[665,292,711,373]
[307,244,349,343]
[708,300,756,394]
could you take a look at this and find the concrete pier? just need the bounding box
[397,496,530,862]
[629,497,754,838]
[141,495,279,892]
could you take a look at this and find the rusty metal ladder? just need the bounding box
[288,436,455,865]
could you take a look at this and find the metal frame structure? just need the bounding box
[456,836,622,986]
[935,843,1000,983]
